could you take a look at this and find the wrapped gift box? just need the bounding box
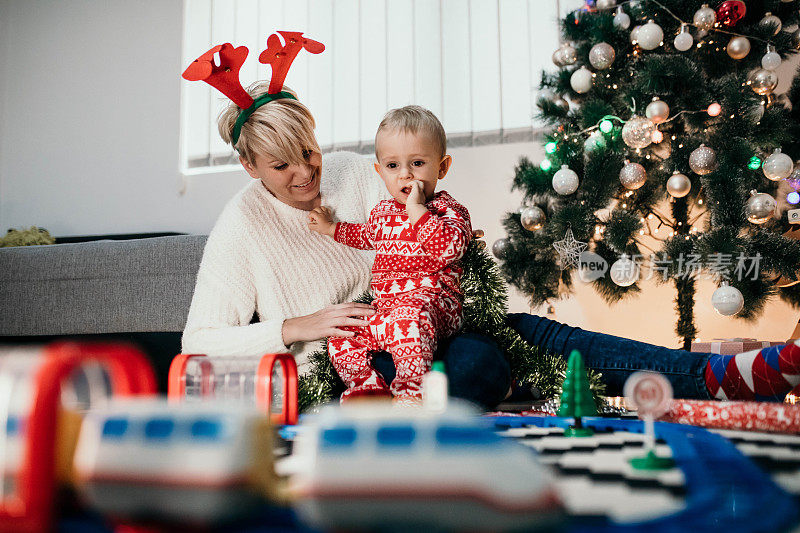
[690,338,784,355]
[660,399,800,434]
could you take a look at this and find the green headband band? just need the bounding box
[232,91,297,147]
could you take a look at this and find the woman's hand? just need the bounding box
[308,206,337,237]
[281,302,376,345]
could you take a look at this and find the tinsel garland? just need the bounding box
[298,241,605,411]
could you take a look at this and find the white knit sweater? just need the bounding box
[182,152,389,373]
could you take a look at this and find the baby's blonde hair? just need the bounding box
[376,105,447,158]
[218,82,320,166]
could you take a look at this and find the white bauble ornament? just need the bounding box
[596,0,616,9]
[619,160,647,190]
[748,68,779,95]
[689,144,718,175]
[520,206,546,231]
[712,282,744,316]
[762,44,782,70]
[609,255,640,287]
[726,36,751,59]
[621,115,655,149]
[693,4,716,31]
[492,238,510,259]
[584,130,607,153]
[746,189,777,224]
[570,66,593,94]
[674,25,694,51]
[589,42,616,70]
[666,171,691,198]
[613,7,631,30]
[637,20,664,50]
[645,97,670,124]
[552,165,580,195]
[763,149,794,181]
[759,12,782,35]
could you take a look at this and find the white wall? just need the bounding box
[1,0,798,347]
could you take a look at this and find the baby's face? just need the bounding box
[374,129,449,205]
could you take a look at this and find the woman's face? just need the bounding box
[241,150,322,211]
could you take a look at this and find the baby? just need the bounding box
[308,105,472,405]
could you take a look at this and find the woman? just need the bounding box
[183,82,799,407]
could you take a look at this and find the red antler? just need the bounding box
[183,43,254,109]
[259,31,325,94]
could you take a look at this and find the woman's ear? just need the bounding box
[240,156,259,180]
[438,155,453,180]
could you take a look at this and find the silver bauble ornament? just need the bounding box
[674,25,694,51]
[748,68,778,95]
[689,144,718,175]
[552,43,577,67]
[745,189,777,224]
[596,0,616,9]
[584,130,607,153]
[554,97,570,112]
[492,238,510,259]
[759,12,782,35]
[613,7,631,30]
[589,42,616,70]
[762,44,782,70]
[712,281,744,316]
[637,19,664,50]
[645,97,670,124]
[763,149,794,181]
[570,66,593,94]
[621,115,655,149]
[619,160,647,190]
[609,255,640,287]
[666,171,691,198]
[726,36,751,59]
[520,206,546,231]
[552,165,580,195]
[693,4,717,31]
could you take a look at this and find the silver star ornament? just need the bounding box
[553,228,588,270]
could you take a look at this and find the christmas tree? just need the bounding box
[495,0,800,349]
[558,350,598,436]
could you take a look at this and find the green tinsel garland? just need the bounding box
[298,241,605,411]
[0,227,55,247]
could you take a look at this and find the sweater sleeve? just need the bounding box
[182,209,289,357]
[411,195,473,264]
[334,221,375,250]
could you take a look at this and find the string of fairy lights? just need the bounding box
[536,0,799,250]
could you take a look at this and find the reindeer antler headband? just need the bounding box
[182,31,325,147]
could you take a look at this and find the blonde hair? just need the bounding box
[218,82,320,166]
[376,105,447,157]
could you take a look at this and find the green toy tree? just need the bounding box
[558,350,597,436]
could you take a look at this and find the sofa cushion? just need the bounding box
[0,235,207,336]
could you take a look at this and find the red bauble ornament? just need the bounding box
[716,0,746,27]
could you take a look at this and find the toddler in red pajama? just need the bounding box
[308,106,471,405]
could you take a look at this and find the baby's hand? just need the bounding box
[406,180,426,208]
[308,206,336,237]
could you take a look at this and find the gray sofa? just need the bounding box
[0,235,208,390]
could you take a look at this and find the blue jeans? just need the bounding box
[507,313,713,399]
[371,332,512,410]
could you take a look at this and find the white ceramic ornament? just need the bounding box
[570,66,593,94]
[674,24,693,51]
[637,20,664,50]
[552,165,580,195]
[621,116,655,149]
[589,42,616,70]
[619,160,647,190]
[610,255,640,286]
[693,4,716,31]
[712,282,744,316]
[666,171,691,198]
[763,149,794,181]
[762,44,782,71]
[613,7,631,30]
[645,98,670,124]
[726,36,751,60]
[746,189,777,224]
